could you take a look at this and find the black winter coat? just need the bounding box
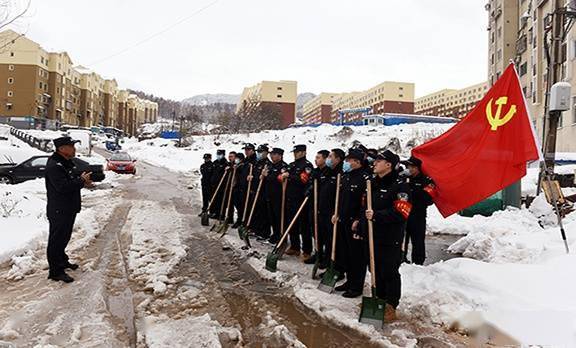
[45,152,85,217]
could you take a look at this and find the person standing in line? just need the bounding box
[209,149,228,218]
[200,153,214,215]
[263,147,287,244]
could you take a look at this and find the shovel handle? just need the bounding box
[241,164,254,222]
[206,170,227,211]
[246,165,267,227]
[313,179,319,253]
[225,167,237,220]
[280,179,287,235]
[330,174,341,262]
[274,196,309,251]
[219,170,233,219]
[366,179,377,289]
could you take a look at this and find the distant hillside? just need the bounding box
[181,94,240,106]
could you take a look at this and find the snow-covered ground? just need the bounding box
[118,122,576,346]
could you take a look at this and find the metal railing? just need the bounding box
[9,127,53,153]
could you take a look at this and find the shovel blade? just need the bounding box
[265,251,279,272]
[311,259,320,280]
[238,225,247,238]
[201,213,209,226]
[218,223,229,238]
[317,265,341,293]
[359,296,386,329]
[210,221,220,232]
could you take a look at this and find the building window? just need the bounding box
[10,52,14,57]
[573,96,576,124]
[8,64,14,71]
[6,103,12,110]
[39,82,43,89]
[277,87,282,90]
[277,94,282,98]
[7,91,13,97]
[8,77,14,84]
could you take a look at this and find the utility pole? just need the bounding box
[178,114,184,147]
[171,110,176,132]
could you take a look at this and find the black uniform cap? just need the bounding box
[271,147,284,155]
[292,144,306,152]
[236,153,245,160]
[345,148,364,161]
[243,143,255,150]
[216,149,225,155]
[376,150,400,167]
[257,144,269,152]
[317,150,330,158]
[53,136,80,148]
[401,156,423,169]
[203,153,212,159]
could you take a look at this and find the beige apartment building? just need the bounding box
[415,82,488,119]
[236,80,297,128]
[0,29,157,135]
[487,0,576,152]
[315,81,414,124]
[302,92,338,124]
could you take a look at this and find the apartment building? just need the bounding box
[487,0,576,151]
[302,92,338,124]
[0,29,158,135]
[415,82,489,119]
[323,81,414,124]
[236,80,297,128]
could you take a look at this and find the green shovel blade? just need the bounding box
[265,251,279,272]
[318,265,341,293]
[359,296,386,328]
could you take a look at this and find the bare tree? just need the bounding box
[0,0,32,52]
[219,97,283,134]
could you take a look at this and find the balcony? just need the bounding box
[516,35,528,55]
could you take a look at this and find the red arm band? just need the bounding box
[393,200,412,220]
[299,171,309,184]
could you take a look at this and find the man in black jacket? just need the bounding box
[263,148,287,244]
[364,150,412,322]
[251,144,272,239]
[333,148,370,298]
[317,148,344,269]
[401,156,436,265]
[45,136,93,283]
[210,149,228,218]
[304,149,330,265]
[200,153,214,214]
[281,144,313,261]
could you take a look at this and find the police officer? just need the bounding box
[364,150,412,321]
[333,148,369,298]
[45,136,93,283]
[281,144,313,261]
[200,153,214,214]
[210,149,228,218]
[304,150,331,265]
[251,144,272,239]
[231,153,245,227]
[263,147,287,244]
[317,148,344,269]
[401,156,435,265]
[237,143,257,224]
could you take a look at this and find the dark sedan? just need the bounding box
[0,156,105,185]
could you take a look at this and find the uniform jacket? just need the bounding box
[45,152,85,217]
[284,156,313,203]
[200,161,214,186]
[210,157,229,187]
[265,160,287,201]
[407,173,435,219]
[363,171,412,245]
[238,154,257,190]
[318,163,342,215]
[337,167,369,223]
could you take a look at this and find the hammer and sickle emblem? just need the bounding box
[485,96,517,131]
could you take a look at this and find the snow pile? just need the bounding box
[126,201,188,295]
[121,123,453,173]
[258,312,306,348]
[143,314,242,347]
[0,128,45,164]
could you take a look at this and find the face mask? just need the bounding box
[256,152,263,161]
[326,158,333,168]
[342,161,352,173]
[217,154,224,160]
[399,167,410,177]
[367,157,375,164]
[235,158,240,164]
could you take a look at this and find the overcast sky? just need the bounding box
[10,0,488,101]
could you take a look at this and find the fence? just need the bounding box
[9,127,53,153]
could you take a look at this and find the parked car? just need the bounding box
[0,156,105,185]
[106,152,137,174]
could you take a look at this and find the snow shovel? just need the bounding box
[311,179,321,279]
[242,165,267,248]
[238,164,254,239]
[265,196,309,272]
[359,179,386,328]
[216,167,236,238]
[201,172,227,226]
[211,170,231,232]
[318,173,341,293]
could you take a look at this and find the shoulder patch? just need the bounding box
[305,167,312,174]
[397,192,409,201]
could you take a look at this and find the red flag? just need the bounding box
[412,64,541,217]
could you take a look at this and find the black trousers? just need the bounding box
[232,186,243,222]
[251,196,270,238]
[286,198,312,254]
[373,242,403,308]
[339,222,367,293]
[317,213,332,261]
[201,182,212,211]
[47,213,77,276]
[210,179,226,216]
[406,216,426,265]
[266,196,283,242]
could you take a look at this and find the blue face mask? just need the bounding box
[367,157,375,164]
[256,152,263,161]
[217,154,224,160]
[342,161,352,173]
[326,158,333,168]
